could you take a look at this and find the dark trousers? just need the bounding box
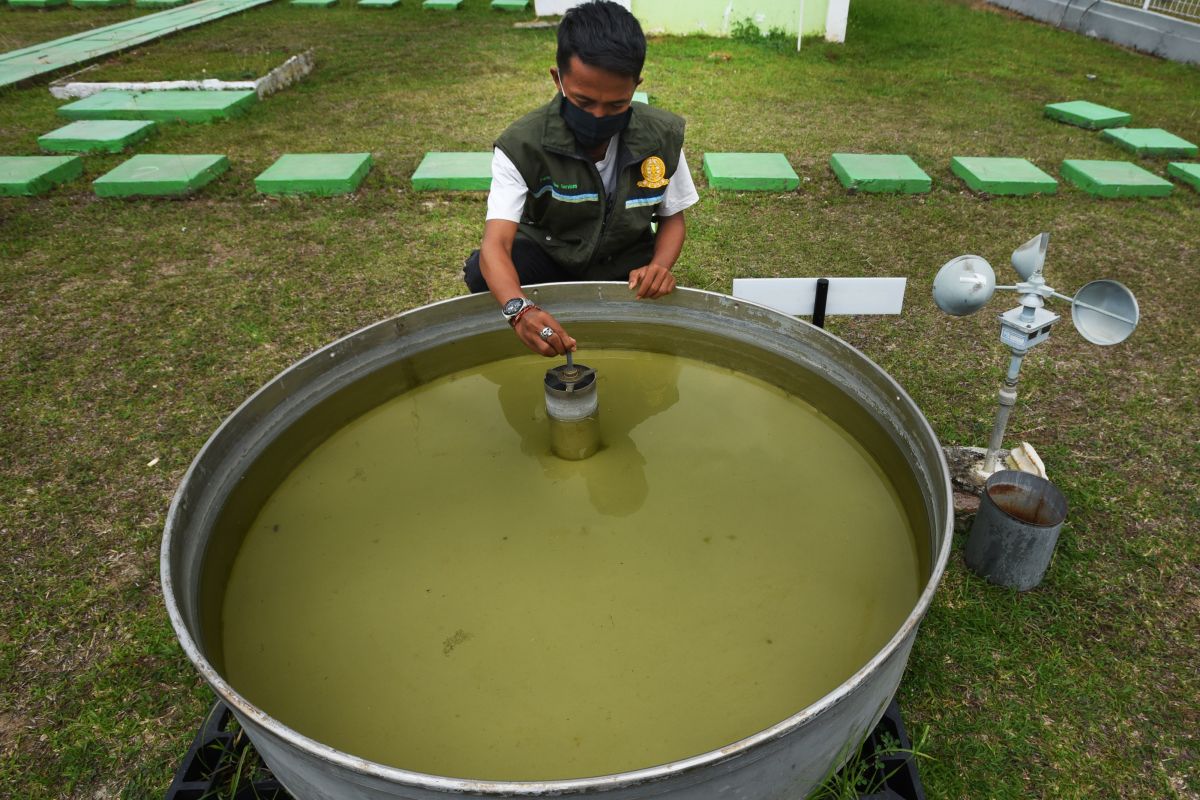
[462,237,578,294]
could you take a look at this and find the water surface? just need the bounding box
[222,350,921,780]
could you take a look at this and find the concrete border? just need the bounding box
[49,51,315,100]
[986,0,1200,65]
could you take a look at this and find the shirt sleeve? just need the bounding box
[485,147,529,223]
[659,148,700,218]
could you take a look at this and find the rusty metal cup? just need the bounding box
[964,470,1068,591]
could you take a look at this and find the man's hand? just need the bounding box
[628,263,676,299]
[514,306,577,357]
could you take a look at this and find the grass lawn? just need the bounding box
[1,0,1197,797]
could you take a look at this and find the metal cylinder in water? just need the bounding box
[964,469,1068,591]
[544,360,599,460]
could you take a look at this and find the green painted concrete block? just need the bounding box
[59,90,258,124]
[1100,127,1198,158]
[412,152,492,191]
[830,153,931,194]
[423,0,461,8]
[93,154,229,198]
[0,156,82,197]
[1044,100,1131,130]
[9,0,68,7]
[359,0,401,7]
[1060,159,1173,199]
[1167,162,1200,193]
[38,120,157,154]
[71,0,128,7]
[255,153,373,196]
[491,0,528,8]
[702,152,799,191]
[633,91,649,104]
[950,156,1057,196]
[291,0,337,6]
[133,0,191,7]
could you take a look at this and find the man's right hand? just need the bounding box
[514,306,576,357]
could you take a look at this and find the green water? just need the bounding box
[221,350,922,781]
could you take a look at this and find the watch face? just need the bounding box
[503,298,525,317]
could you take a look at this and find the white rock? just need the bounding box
[1005,441,1047,479]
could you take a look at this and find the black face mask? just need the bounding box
[559,93,632,150]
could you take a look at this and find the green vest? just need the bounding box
[495,96,686,280]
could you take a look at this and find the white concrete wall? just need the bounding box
[825,0,850,42]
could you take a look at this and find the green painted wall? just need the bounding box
[802,0,831,37]
[632,0,830,38]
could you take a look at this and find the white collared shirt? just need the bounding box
[486,138,699,223]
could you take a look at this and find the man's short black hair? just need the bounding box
[557,1,646,80]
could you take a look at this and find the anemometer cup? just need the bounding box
[933,255,996,317]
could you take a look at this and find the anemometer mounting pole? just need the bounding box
[984,348,1026,474]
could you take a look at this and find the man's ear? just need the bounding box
[635,76,644,87]
[550,66,561,91]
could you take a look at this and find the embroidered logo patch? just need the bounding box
[637,156,669,189]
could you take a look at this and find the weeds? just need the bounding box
[809,723,932,800]
[730,17,797,52]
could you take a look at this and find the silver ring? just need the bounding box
[539,326,555,340]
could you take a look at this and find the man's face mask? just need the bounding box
[557,85,633,149]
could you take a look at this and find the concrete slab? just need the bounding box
[1044,100,1131,129]
[0,0,277,88]
[702,152,799,191]
[58,90,257,123]
[830,153,931,194]
[255,153,373,195]
[423,0,461,7]
[1100,127,1198,158]
[291,0,337,6]
[492,0,528,8]
[93,154,229,197]
[71,0,129,6]
[950,156,1058,196]
[134,0,192,6]
[411,152,492,191]
[1167,162,1200,192]
[633,91,648,104]
[359,0,401,7]
[1060,159,1173,198]
[0,156,83,197]
[38,119,157,154]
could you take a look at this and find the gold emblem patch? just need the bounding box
[637,156,669,189]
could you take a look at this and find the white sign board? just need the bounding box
[731,277,907,317]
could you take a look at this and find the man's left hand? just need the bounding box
[628,264,676,299]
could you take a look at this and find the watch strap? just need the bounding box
[510,303,539,328]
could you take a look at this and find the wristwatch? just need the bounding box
[502,297,535,327]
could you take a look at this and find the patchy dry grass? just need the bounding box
[1,0,1198,797]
